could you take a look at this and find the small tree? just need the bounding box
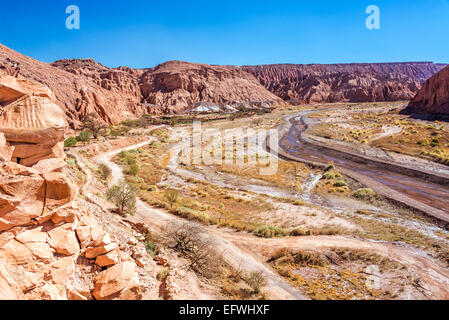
[64,137,78,148]
[82,113,106,139]
[164,189,179,208]
[106,180,137,216]
[166,223,218,275]
[77,131,91,145]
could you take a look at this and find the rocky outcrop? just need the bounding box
[0,76,67,166]
[2,43,445,125]
[0,133,13,163]
[0,76,147,300]
[0,45,150,126]
[242,63,446,103]
[0,154,145,300]
[404,65,449,117]
[139,61,281,113]
[93,262,141,300]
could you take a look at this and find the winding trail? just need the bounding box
[72,122,449,300]
[93,139,308,300]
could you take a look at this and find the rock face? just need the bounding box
[0,45,149,126]
[0,76,67,166]
[3,44,444,126]
[139,61,281,113]
[405,65,449,117]
[93,262,141,300]
[0,73,147,300]
[242,63,446,103]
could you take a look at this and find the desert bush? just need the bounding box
[82,113,106,139]
[244,271,267,294]
[353,188,375,200]
[333,180,348,187]
[98,163,112,181]
[145,238,158,258]
[128,163,140,176]
[164,189,179,208]
[165,223,218,275]
[77,131,91,144]
[293,200,305,206]
[254,225,287,238]
[106,180,137,216]
[289,228,310,237]
[157,267,170,281]
[64,137,78,148]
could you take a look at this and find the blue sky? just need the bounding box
[1,0,448,68]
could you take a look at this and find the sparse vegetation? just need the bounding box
[77,131,92,145]
[106,180,137,216]
[64,136,78,148]
[353,188,375,200]
[166,223,218,275]
[244,271,267,294]
[164,189,179,208]
[82,113,106,139]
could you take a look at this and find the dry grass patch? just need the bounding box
[269,247,409,300]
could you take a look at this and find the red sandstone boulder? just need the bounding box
[0,133,13,163]
[0,76,67,166]
[93,261,141,300]
[0,262,25,300]
[48,224,80,256]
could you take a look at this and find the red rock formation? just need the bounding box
[0,76,67,166]
[2,43,446,125]
[139,61,281,113]
[242,63,446,103]
[0,73,146,300]
[0,44,149,126]
[405,65,449,117]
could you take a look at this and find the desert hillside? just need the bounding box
[405,65,449,117]
[1,44,446,126]
[243,63,446,103]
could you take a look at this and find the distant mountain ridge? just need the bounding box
[242,62,446,103]
[1,43,446,125]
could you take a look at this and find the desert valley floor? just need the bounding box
[62,102,449,300]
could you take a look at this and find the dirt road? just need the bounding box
[83,137,449,300]
[93,140,308,300]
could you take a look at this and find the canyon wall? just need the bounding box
[1,43,446,125]
[0,76,148,300]
[405,65,449,117]
[242,63,446,103]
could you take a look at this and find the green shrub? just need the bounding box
[128,163,140,176]
[77,131,91,144]
[353,188,375,200]
[64,137,78,148]
[106,180,137,216]
[333,180,348,187]
[165,189,179,208]
[145,241,158,258]
[254,225,287,238]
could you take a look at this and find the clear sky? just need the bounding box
[1,0,448,68]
